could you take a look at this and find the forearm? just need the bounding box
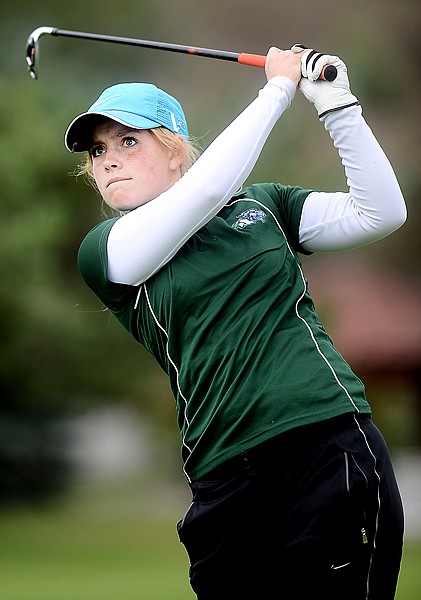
[107,76,296,285]
[299,106,406,252]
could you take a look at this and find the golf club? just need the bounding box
[26,26,338,82]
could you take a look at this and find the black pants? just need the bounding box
[177,414,404,600]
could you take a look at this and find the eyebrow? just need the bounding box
[114,127,140,137]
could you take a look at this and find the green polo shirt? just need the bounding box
[78,183,370,481]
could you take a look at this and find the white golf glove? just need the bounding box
[292,45,359,118]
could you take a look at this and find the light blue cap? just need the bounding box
[65,82,188,152]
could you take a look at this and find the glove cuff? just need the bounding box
[319,100,360,119]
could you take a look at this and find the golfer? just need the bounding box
[65,47,406,599]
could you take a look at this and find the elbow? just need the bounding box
[359,190,407,242]
[387,191,407,234]
[398,198,408,228]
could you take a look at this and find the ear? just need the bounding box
[168,134,186,172]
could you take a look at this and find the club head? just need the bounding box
[26,27,55,79]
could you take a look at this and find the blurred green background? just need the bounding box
[1,0,420,598]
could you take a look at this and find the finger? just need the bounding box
[291,43,307,53]
[267,46,283,56]
[305,50,328,81]
[291,46,315,78]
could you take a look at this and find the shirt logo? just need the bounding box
[232,209,267,230]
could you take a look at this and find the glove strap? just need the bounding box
[319,101,360,119]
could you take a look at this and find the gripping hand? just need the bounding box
[292,46,359,118]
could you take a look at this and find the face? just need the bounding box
[89,120,183,212]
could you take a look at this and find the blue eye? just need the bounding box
[90,145,105,158]
[123,136,137,147]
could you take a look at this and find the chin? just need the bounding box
[109,199,140,212]
[107,194,153,213]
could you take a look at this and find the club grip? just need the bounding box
[237,53,267,68]
[238,53,337,81]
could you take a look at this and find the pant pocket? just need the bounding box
[323,448,373,597]
[177,500,231,597]
[176,474,250,598]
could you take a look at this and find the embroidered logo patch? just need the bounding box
[232,209,267,230]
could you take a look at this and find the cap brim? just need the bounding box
[64,111,161,152]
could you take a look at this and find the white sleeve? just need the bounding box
[299,106,406,252]
[106,76,296,286]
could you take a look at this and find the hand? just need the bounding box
[295,48,359,117]
[265,47,303,86]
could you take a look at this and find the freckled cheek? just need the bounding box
[136,157,164,183]
[92,166,104,192]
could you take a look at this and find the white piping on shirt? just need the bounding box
[142,283,193,483]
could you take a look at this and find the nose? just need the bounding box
[103,148,122,171]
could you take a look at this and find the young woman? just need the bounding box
[65,47,406,599]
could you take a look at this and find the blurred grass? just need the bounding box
[0,501,419,600]
[0,502,195,600]
[397,543,421,600]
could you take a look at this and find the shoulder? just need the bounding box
[229,183,312,224]
[227,183,313,252]
[231,182,311,206]
[77,217,120,287]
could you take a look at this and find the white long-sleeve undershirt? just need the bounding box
[299,107,406,252]
[106,77,406,286]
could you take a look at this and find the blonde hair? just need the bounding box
[150,127,201,175]
[76,126,201,194]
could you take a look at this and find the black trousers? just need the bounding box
[177,414,404,600]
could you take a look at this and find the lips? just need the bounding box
[106,177,131,188]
